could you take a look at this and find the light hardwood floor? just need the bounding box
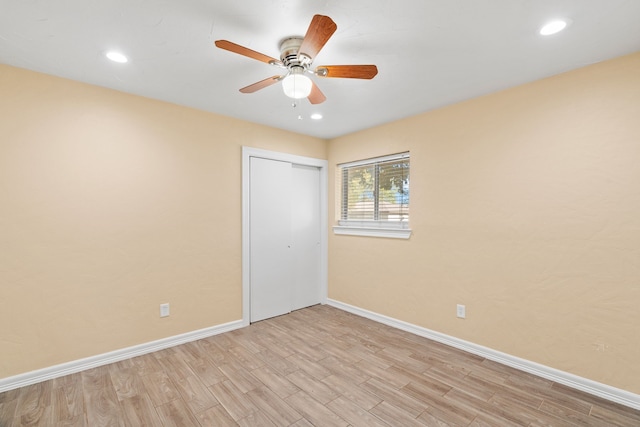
[1,305,638,426]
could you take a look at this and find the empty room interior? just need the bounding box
[1,1,639,426]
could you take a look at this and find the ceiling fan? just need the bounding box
[214,14,378,104]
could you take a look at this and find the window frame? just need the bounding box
[333,152,411,239]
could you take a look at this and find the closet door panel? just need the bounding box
[249,157,293,322]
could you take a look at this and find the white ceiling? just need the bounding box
[1,0,639,139]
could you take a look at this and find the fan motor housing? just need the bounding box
[279,37,311,68]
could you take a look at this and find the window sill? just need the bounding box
[332,225,412,239]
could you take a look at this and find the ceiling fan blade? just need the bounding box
[316,65,378,79]
[307,81,326,104]
[239,76,282,93]
[299,15,337,61]
[215,40,280,64]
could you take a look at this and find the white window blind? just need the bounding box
[336,152,410,238]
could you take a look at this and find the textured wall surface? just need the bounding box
[328,52,640,393]
[0,64,326,378]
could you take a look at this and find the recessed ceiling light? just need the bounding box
[310,113,323,120]
[540,20,568,36]
[106,51,128,63]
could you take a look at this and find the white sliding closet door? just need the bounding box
[291,164,321,311]
[250,157,293,322]
[249,157,321,322]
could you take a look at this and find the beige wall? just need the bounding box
[0,64,326,378]
[328,52,640,393]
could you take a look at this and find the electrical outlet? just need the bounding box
[160,303,170,318]
[456,304,466,319]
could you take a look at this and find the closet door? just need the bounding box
[249,157,293,322]
[291,164,322,311]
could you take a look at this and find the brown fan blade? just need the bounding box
[298,15,337,61]
[239,76,282,93]
[215,40,280,64]
[316,65,378,79]
[307,81,326,104]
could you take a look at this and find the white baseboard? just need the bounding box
[0,319,244,394]
[327,299,640,410]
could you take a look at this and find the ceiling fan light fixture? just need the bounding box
[282,69,312,99]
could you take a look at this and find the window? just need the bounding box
[334,152,411,239]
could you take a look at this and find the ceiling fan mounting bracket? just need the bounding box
[278,37,312,70]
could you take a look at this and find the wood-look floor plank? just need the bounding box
[128,354,163,377]
[589,404,640,427]
[356,350,395,370]
[444,387,529,426]
[354,359,411,389]
[257,348,299,377]
[226,329,267,355]
[250,366,300,399]
[197,404,239,426]
[155,398,202,427]
[54,383,85,424]
[236,409,277,427]
[284,390,349,427]
[326,395,390,427]
[320,340,365,365]
[20,405,54,427]
[246,385,302,425]
[218,363,262,394]
[321,374,382,411]
[81,367,124,427]
[194,337,228,365]
[286,369,340,405]
[0,389,20,404]
[209,380,257,421]
[404,381,477,426]
[140,371,180,408]
[119,394,163,426]
[286,337,329,362]
[377,346,431,372]
[539,400,614,427]
[286,352,332,380]
[206,331,236,350]
[425,366,497,401]
[369,400,429,427]
[156,350,198,382]
[108,366,145,401]
[484,377,544,409]
[318,355,371,385]
[179,341,208,362]
[362,377,429,418]
[469,415,504,427]
[52,373,82,390]
[389,364,453,396]
[172,374,219,414]
[15,380,53,426]
[0,399,18,426]
[186,356,226,387]
[228,345,266,371]
[552,381,640,421]
[289,417,314,427]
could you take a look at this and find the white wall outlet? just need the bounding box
[160,303,170,318]
[456,304,466,319]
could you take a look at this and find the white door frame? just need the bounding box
[242,146,328,326]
